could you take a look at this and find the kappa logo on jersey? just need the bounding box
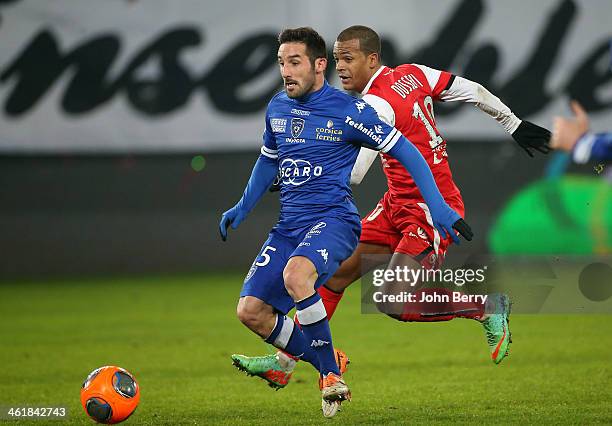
[355,101,366,113]
[417,227,428,240]
[311,339,330,347]
[345,116,383,144]
[280,158,322,186]
[290,108,310,116]
[291,118,305,138]
[270,118,287,133]
[317,248,329,263]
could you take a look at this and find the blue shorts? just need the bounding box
[240,216,360,314]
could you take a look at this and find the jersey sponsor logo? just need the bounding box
[279,158,322,186]
[315,123,343,142]
[310,221,327,232]
[270,118,286,133]
[305,221,327,239]
[345,116,383,145]
[390,74,424,99]
[291,108,310,116]
[374,124,384,134]
[317,248,329,263]
[355,101,366,113]
[310,339,330,347]
[291,117,305,138]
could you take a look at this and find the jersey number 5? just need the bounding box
[255,245,277,267]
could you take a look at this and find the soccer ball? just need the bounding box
[80,366,140,424]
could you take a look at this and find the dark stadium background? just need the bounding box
[2,143,562,279]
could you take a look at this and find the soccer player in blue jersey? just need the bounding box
[219,27,472,417]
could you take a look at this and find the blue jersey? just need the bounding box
[261,81,402,232]
[574,132,612,164]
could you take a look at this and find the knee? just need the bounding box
[283,260,304,296]
[236,299,263,329]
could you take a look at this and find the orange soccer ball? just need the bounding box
[80,366,140,424]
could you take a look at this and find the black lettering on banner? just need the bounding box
[0,0,610,118]
[204,33,280,113]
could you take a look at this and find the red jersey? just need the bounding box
[362,64,463,209]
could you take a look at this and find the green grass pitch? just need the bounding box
[1,274,611,425]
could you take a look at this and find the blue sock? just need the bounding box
[295,292,340,376]
[265,314,319,370]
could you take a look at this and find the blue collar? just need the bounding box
[294,80,329,104]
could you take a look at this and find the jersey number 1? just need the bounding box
[413,96,444,164]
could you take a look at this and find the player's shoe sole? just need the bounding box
[322,399,341,418]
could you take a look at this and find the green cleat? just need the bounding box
[481,293,512,364]
[231,353,293,390]
[232,348,349,391]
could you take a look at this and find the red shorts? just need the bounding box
[360,192,465,269]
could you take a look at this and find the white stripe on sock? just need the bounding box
[296,299,326,325]
[273,315,295,349]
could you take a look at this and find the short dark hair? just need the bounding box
[337,25,381,57]
[278,27,327,64]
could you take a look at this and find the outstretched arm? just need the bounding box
[219,153,278,241]
[386,136,472,243]
[344,100,473,243]
[439,75,551,157]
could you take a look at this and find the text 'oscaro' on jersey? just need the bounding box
[261,81,403,231]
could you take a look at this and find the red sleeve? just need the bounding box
[431,71,453,98]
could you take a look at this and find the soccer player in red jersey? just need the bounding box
[232,25,551,389]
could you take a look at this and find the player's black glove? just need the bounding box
[269,173,281,192]
[452,219,473,242]
[511,120,552,157]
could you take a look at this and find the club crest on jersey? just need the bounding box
[291,118,305,138]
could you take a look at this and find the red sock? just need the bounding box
[399,288,484,322]
[317,285,344,321]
